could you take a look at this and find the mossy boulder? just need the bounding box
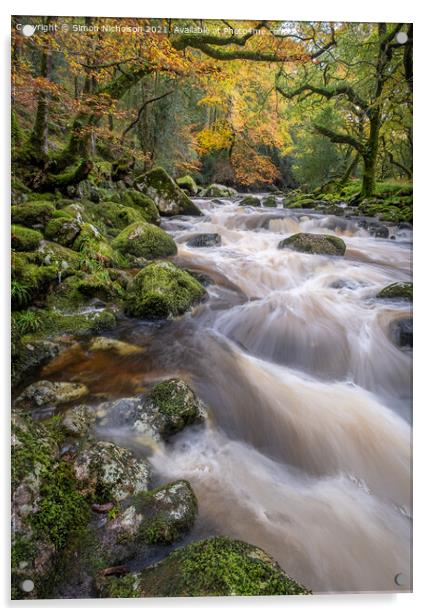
[99,537,310,597]
[176,175,199,195]
[73,440,151,502]
[73,223,126,267]
[97,379,207,442]
[112,221,177,260]
[186,233,221,248]
[278,233,346,256]
[135,480,197,545]
[377,282,413,301]
[36,240,81,275]
[262,195,277,208]
[11,225,43,251]
[202,184,237,198]
[139,378,207,439]
[283,194,316,209]
[15,380,89,410]
[53,271,124,306]
[125,261,206,320]
[44,217,82,247]
[135,167,202,216]
[239,196,261,207]
[88,337,142,356]
[11,201,56,228]
[111,190,160,225]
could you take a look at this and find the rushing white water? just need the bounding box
[148,197,412,592]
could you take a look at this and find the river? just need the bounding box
[44,195,413,593]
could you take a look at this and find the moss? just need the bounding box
[12,251,58,308]
[12,416,58,490]
[239,196,261,207]
[73,223,127,267]
[125,261,206,320]
[283,195,316,209]
[111,190,160,225]
[44,217,82,247]
[41,308,117,337]
[149,378,203,434]
[30,461,90,551]
[262,195,277,208]
[135,167,202,216]
[113,221,177,260]
[202,184,237,198]
[98,573,141,598]
[278,233,346,256]
[36,240,81,274]
[50,271,124,307]
[138,537,311,597]
[377,282,412,301]
[11,225,43,251]
[176,175,198,195]
[136,480,198,545]
[11,201,56,228]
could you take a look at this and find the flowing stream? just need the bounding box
[45,196,413,593]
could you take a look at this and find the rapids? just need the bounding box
[48,196,413,593]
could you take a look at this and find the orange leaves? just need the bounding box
[231,143,279,186]
[195,121,234,153]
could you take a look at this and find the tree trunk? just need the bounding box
[361,114,380,197]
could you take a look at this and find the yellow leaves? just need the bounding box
[195,121,233,153]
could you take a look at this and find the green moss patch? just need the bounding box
[11,201,56,228]
[125,261,206,319]
[113,221,177,260]
[11,225,43,251]
[278,233,346,256]
[137,537,311,597]
[377,282,412,301]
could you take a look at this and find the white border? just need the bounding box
[1,1,429,614]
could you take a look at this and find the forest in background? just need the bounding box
[12,17,412,198]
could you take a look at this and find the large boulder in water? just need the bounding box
[377,282,412,301]
[97,537,310,597]
[202,184,237,198]
[239,196,261,207]
[262,195,277,208]
[390,318,413,348]
[125,261,206,319]
[175,175,199,195]
[278,233,346,256]
[135,167,202,216]
[112,221,177,260]
[96,378,207,441]
[186,233,221,248]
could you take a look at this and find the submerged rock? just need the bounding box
[262,195,277,208]
[202,184,237,198]
[186,233,221,248]
[278,233,346,256]
[98,536,310,597]
[135,167,202,216]
[239,196,261,207]
[125,261,206,320]
[15,380,89,410]
[73,440,151,501]
[89,337,143,356]
[377,282,412,301]
[112,221,177,260]
[390,318,413,348]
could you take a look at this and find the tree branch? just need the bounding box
[276,81,368,112]
[313,123,365,154]
[121,90,174,142]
